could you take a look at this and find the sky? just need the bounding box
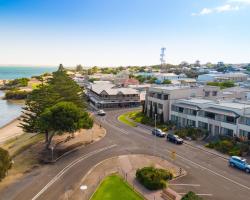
[0,0,250,67]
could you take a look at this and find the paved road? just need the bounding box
[1,109,250,200]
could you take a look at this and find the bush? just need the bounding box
[5,89,29,100]
[206,138,249,156]
[181,191,203,200]
[0,148,12,181]
[136,167,173,190]
[174,128,205,140]
[6,78,29,87]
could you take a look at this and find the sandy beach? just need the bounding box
[0,118,23,144]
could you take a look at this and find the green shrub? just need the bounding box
[0,148,12,181]
[6,78,29,87]
[136,167,173,190]
[181,191,203,200]
[5,89,29,100]
[174,128,205,140]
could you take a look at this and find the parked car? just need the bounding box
[97,109,106,116]
[152,128,166,137]
[229,156,250,173]
[166,133,183,144]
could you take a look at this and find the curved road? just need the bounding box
[1,109,250,200]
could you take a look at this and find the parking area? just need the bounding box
[169,174,213,199]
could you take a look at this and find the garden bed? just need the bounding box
[205,136,249,156]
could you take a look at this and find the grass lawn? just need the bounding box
[2,133,44,158]
[118,113,137,127]
[119,110,173,132]
[91,174,144,200]
[0,133,44,190]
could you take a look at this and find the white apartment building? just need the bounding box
[198,72,248,83]
[144,85,211,122]
[170,99,250,140]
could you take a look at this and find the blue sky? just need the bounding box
[0,0,250,66]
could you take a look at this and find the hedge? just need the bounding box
[136,167,173,190]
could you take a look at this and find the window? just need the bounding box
[225,116,235,124]
[198,121,208,130]
[158,104,163,109]
[205,91,210,97]
[157,93,162,99]
[178,107,184,113]
[163,94,168,100]
[205,112,215,119]
[212,91,218,96]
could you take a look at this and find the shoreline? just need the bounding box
[0,118,23,144]
[0,117,21,129]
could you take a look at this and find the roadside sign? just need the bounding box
[171,151,176,160]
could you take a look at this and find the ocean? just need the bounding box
[0,91,23,128]
[0,66,56,80]
[0,66,56,127]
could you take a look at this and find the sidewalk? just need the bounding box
[68,155,186,200]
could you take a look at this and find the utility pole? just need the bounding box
[154,113,157,156]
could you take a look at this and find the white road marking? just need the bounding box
[170,184,200,187]
[178,193,213,196]
[31,144,117,200]
[175,153,250,190]
[106,112,250,191]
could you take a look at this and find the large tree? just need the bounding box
[0,148,12,181]
[39,102,93,149]
[21,65,91,148]
[76,64,83,72]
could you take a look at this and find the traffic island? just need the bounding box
[69,154,186,200]
[40,123,106,163]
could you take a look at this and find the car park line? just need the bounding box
[178,193,213,197]
[170,184,201,187]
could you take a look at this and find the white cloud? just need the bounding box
[215,4,239,12]
[228,0,250,4]
[192,3,241,16]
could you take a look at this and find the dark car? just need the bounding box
[166,133,183,144]
[152,128,166,137]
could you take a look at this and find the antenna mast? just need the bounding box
[160,47,166,70]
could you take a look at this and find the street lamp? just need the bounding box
[80,185,88,200]
[154,113,157,156]
[50,146,54,162]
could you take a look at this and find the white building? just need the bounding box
[198,72,248,82]
[144,85,210,122]
[170,99,250,140]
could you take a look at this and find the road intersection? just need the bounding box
[1,109,249,200]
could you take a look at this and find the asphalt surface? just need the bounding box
[1,109,250,200]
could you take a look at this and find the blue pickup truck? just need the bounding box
[229,156,250,173]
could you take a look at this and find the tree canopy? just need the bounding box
[21,65,93,149]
